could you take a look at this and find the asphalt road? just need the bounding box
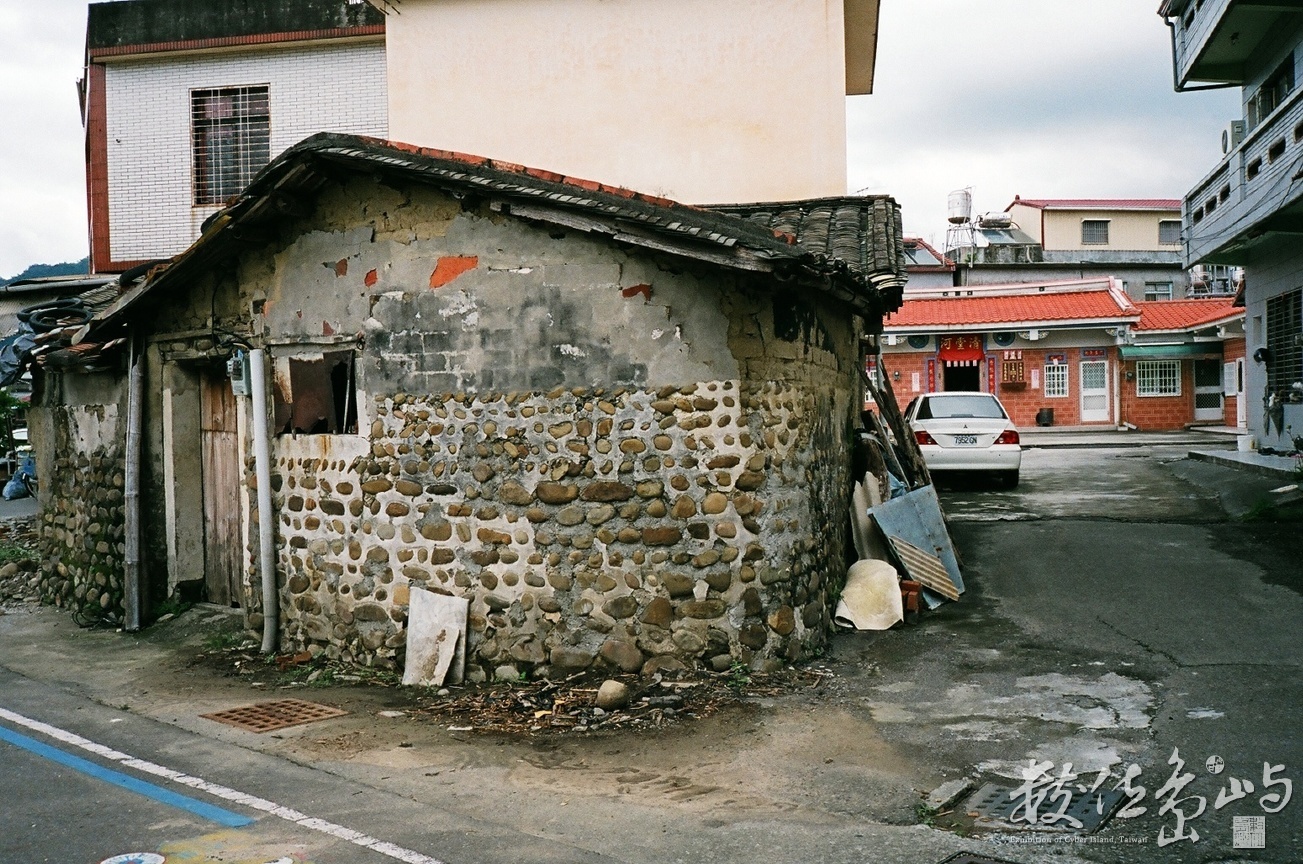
[847,445,1303,862]
[0,444,1298,864]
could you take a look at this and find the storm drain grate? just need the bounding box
[963,782,1125,833]
[937,854,1024,864]
[201,699,348,733]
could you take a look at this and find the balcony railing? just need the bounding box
[1171,0,1235,87]
[1183,83,1303,264]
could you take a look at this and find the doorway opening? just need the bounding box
[943,363,981,392]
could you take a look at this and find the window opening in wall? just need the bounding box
[1247,158,1263,181]
[1266,289,1303,396]
[1137,360,1181,396]
[273,350,358,434]
[1081,220,1109,245]
[1159,220,1182,245]
[1145,282,1175,301]
[1248,55,1295,130]
[1269,138,1287,163]
[1044,361,1069,398]
[192,85,271,206]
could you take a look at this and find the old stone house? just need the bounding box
[34,133,905,678]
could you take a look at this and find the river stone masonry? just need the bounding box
[276,378,848,678]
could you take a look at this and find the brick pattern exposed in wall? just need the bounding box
[881,348,1118,428]
[269,380,846,678]
[37,408,128,618]
[1119,360,1196,431]
[104,41,387,262]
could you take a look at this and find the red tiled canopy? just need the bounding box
[1133,298,1242,332]
[886,289,1137,329]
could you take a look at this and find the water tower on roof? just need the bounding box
[945,187,976,255]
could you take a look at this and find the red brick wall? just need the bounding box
[1119,359,1195,431]
[879,347,1119,428]
[993,347,1115,428]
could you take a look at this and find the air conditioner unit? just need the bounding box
[1222,120,1246,155]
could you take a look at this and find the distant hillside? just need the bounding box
[1,257,91,287]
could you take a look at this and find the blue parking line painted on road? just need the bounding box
[0,723,254,828]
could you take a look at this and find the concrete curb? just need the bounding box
[1189,449,1300,478]
[1025,438,1234,450]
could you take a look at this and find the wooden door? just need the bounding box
[201,370,242,606]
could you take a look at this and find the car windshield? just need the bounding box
[918,395,1007,420]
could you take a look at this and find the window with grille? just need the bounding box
[1145,282,1174,301]
[192,85,271,206]
[1137,360,1181,396]
[1044,363,1068,397]
[1266,289,1303,395]
[1159,220,1181,245]
[1081,220,1109,245]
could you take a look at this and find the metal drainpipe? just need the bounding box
[123,336,143,632]
[249,349,278,654]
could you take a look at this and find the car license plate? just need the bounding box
[953,434,978,446]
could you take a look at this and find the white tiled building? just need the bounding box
[85,0,387,273]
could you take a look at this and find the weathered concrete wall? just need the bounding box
[135,176,863,676]
[31,370,130,618]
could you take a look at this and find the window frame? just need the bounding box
[1081,219,1110,246]
[1158,220,1181,246]
[1266,288,1303,396]
[1136,359,1182,397]
[191,84,272,207]
[1043,362,1069,398]
[1144,282,1175,301]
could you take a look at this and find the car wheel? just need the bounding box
[1000,470,1019,489]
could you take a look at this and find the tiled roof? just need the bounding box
[87,0,385,52]
[710,196,907,290]
[885,285,1138,330]
[88,134,906,336]
[1007,197,1182,211]
[900,236,954,271]
[1133,298,1243,332]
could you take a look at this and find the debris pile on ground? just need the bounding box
[190,631,837,736]
[0,517,40,608]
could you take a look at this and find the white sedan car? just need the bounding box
[903,392,1022,487]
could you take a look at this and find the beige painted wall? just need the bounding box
[1040,209,1182,251]
[384,0,856,204]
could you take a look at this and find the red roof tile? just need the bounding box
[1007,197,1181,211]
[886,287,1137,329]
[1133,298,1243,332]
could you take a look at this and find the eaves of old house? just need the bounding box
[41,132,910,677]
[82,133,905,341]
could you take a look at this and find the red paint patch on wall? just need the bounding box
[429,256,479,289]
[364,268,378,287]
[621,283,652,301]
[322,321,335,336]
[334,259,348,277]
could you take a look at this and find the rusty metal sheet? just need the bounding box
[869,485,964,608]
[887,535,959,601]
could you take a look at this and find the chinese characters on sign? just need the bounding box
[1002,751,1291,849]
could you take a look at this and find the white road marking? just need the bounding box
[0,707,446,864]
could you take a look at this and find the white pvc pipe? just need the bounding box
[123,339,143,632]
[249,349,278,654]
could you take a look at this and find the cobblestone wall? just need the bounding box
[117,177,865,676]
[274,375,852,678]
[35,401,128,620]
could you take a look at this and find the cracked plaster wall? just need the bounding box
[109,176,866,677]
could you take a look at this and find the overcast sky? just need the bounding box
[0,0,1239,278]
